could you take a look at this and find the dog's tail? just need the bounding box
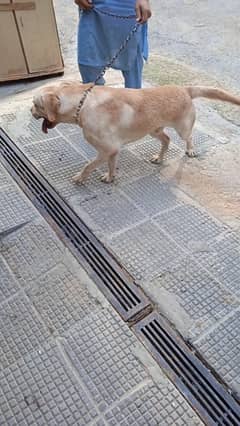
[186,86,240,106]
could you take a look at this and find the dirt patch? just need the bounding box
[160,145,240,231]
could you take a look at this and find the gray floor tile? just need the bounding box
[127,134,182,161]
[0,293,50,369]
[23,137,87,200]
[71,189,145,237]
[127,127,213,165]
[0,344,98,425]
[57,123,81,136]
[0,257,21,302]
[31,144,158,200]
[167,127,215,155]
[94,419,107,426]
[109,221,182,281]
[0,186,36,234]
[65,149,157,189]
[116,150,157,183]
[195,310,240,398]
[63,309,148,412]
[47,160,133,203]
[26,262,99,335]
[194,234,240,294]
[55,166,122,201]
[24,136,85,173]
[121,174,179,216]
[46,162,88,199]
[104,382,203,426]
[150,260,240,339]
[69,167,115,194]
[1,220,65,287]
[14,117,59,145]
[67,132,97,159]
[56,176,96,201]
[154,203,226,250]
[0,113,16,126]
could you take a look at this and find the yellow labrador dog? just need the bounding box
[31,82,240,183]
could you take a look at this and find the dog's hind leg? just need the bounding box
[72,152,107,184]
[175,106,196,157]
[150,128,170,164]
[101,150,119,183]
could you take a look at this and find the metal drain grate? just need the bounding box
[134,312,240,426]
[0,128,151,322]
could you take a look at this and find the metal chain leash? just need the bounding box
[94,7,136,19]
[75,7,140,122]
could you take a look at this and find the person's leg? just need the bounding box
[121,52,144,88]
[77,8,105,85]
[78,64,105,85]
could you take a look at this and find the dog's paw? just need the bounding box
[186,149,197,158]
[72,173,85,184]
[150,154,162,164]
[100,173,114,184]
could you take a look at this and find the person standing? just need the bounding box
[75,0,151,88]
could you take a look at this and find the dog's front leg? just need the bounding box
[72,153,106,184]
[185,136,196,157]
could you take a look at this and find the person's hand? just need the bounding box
[74,0,93,11]
[135,0,151,23]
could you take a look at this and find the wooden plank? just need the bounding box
[15,0,64,74]
[0,2,36,12]
[0,68,63,83]
[0,0,28,81]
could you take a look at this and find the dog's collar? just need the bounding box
[75,84,94,123]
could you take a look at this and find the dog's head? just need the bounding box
[31,89,60,134]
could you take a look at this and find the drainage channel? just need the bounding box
[0,127,151,323]
[0,127,240,425]
[135,313,240,426]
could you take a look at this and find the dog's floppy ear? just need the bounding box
[42,92,61,122]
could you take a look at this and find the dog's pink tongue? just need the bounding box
[42,118,48,134]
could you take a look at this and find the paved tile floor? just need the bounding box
[1,112,240,403]
[0,160,204,424]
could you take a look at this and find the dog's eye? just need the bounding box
[34,102,43,112]
[33,98,41,109]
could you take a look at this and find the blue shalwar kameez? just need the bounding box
[77,0,148,88]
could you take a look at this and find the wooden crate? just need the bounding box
[0,0,64,82]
